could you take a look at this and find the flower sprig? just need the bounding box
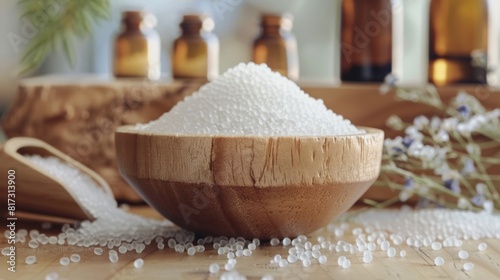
[371,78,500,213]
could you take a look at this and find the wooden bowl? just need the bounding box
[115,126,384,239]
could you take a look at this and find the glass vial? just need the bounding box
[252,13,299,81]
[172,15,219,81]
[428,0,488,85]
[113,11,161,80]
[340,0,392,82]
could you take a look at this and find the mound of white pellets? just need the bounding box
[138,63,363,136]
[1,158,498,279]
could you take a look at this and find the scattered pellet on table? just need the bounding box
[133,258,144,268]
[434,257,445,266]
[338,256,346,266]
[478,243,487,251]
[45,272,59,280]
[94,248,103,255]
[387,247,396,257]
[60,257,70,266]
[261,274,274,280]
[463,262,474,271]
[109,254,119,263]
[25,256,36,265]
[400,250,407,257]
[187,247,196,256]
[209,263,220,273]
[282,238,291,246]
[70,254,80,263]
[458,250,469,260]
[318,255,327,264]
[341,259,351,269]
[278,259,288,268]
[28,240,39,249]
[363,254,373,264]
[270,238,280,246]
[224,263,234,271]
[380,241,390,251]
[431,242,442,251]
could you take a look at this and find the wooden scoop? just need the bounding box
[0,137,114,221]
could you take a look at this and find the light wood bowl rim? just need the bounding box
[116,125,383,139]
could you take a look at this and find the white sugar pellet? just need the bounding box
[60,257,70,266]
[187,247,196,256]
[109,254,119,263]
[228,259,237,265]
[458,250,469,260]
[209,263,220,274]
[94,248,103,255]
[338,256,346,266]
[387,247,396,257]
[282,237,291,246]
[70,254,80,263]
[342,259,351,269]
[434,257,444,266]
[367,243,376,251]
[243,249,252,256]
[318,255,327,264]
[248,243,256,250]
[278,259,288,268]
[45,272,59,280]
[463,262,474,271]
[29,240,39,249]
[134,258,144,268]
[431,242,442,251]
[224,263,234,271]
[478,243,487,251]
[302,259,311,267]
[287,255,298,264]
[25,256,36,265]
[270,238,280,246]
[363,254,373,263]
[274,254,281,263]
[400,250,407,257]
[381,240,390,251]
[118,246,127,254]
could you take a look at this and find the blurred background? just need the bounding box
[0,0,499,113]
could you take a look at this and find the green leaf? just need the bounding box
[61,34,75,68]
[16,0,110,74]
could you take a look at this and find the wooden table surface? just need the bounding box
[1,206,499,280]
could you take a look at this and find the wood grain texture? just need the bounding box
[115,126,384,239]
[0,137,113,221]
[1,206,499,280]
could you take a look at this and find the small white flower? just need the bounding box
[441,118,459,132]
[386,115,404,130]
[430,116,442,131]
[475,183,487,194]
[434,129,449,143]
[413,116,429,130]
[457,123,472,137]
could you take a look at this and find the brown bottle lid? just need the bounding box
[261,13,293,30]
[122,10,157,28]
[180,14,214,32]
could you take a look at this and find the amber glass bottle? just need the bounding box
[172,15,219,81]
[252,14,299,80]
[340,0,392,82]
[114,11,161,80]
[429,0,488,85]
